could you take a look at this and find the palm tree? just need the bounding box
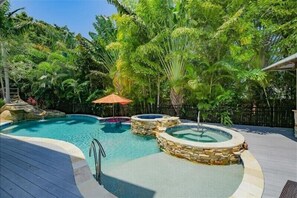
[0,1,28,103]
[0,0,6,6]
[111,0,193,115]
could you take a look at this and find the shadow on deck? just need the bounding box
[0,135,83,198]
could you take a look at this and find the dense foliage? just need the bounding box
[0,0,296,121]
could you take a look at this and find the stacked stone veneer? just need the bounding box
[131,116,181,136]
[156,126,245,165]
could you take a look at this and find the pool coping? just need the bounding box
[230,150,264,198]
[67,114,103,120]
[131,114,168,121]
[1,133,116,198]
[68,114,131,125]
[0,120,13,128]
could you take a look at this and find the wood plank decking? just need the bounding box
[0,136,83,198]
[232,125,297,198]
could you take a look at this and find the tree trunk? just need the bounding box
[0,67,5,98]
[157,76,160,113]
[1,42,10,103]
[170,88,183,116]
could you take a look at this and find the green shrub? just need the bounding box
[29,48,47,64]
[220,111,233,126]
[0,98,5,108]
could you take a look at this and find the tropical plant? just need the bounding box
[1,0,295,123]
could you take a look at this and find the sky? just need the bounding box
[10,0,117,38]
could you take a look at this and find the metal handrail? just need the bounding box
[89,138,106,185]
[197,111,206,137]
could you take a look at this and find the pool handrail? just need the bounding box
[89,138,106,185]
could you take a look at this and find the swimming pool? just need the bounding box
[0,115,245,197]
[0,115,160,172]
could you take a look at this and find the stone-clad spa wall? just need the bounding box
[156,124,246,165]
[131,116,180,135]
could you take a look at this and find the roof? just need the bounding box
[262,53,297,71]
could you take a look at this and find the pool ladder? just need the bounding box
[89,138,106,185]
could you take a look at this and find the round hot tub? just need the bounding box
[156,123,245,165]
[137,114,164,119]
[166,125,232,143]
[131,114,180,136]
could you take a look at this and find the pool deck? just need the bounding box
[0,119,296,198]
[0,134,115,198]
[230,125,297,198]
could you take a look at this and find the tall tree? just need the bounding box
[0,1,28,103]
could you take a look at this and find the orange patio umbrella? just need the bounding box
[92,93,132,117]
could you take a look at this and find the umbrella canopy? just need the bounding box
[92,93,132,117]
[92,93,132,104]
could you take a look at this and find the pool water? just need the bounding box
[1,116,160,172]
[166,125,232,143]
[136,114,164,119]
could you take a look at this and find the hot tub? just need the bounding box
[131,114,180,136]
[166,125,232,143]
[156,123,245,165]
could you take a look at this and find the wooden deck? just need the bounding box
[0,136,83,198]
[232,125,297,198]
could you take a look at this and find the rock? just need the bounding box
[45,110,66,118]
[0,100,65,122]
[205,149,214,155]
[131,115,181,135]
[0,110,13,121]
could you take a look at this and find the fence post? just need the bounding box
[270,106,274,127]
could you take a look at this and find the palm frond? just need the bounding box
[107,0,133,15]
[0,0,6,6]
[7,7,25,18]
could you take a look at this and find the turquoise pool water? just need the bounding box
[166,125,232,143]
[136,114,164,119]
[0,115,160,172]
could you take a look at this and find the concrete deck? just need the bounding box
[231,125,297,198]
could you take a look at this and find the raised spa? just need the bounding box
[131,114,180,135]
[137,114,164,119]
[156,123,245,165]
[166,125,232,143]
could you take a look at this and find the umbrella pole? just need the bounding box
[113,104,115,118]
